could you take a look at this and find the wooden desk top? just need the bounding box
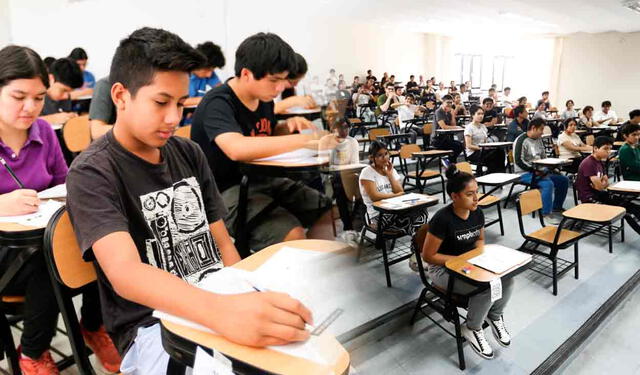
[475,173,521,186]
[562,203,626,223]
[445,245,530,283]
[162,240,351,375]
[412,149,452,157]
[608,181,640,194]
[0,222,41,232]
[320,163,368,173]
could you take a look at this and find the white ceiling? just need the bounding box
[327,0,640,35]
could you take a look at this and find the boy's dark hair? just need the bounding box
[110,27,205,97]
[488,88,495,93]
[629,109,640,119]
[287,53,308,79]
[504,86,511,91]
[529,118,546,130]
[445,164,475,196]
[583,105,594,114]
[562,117,577,130]
[594,136,614,148]
[442,94,453,101]
[50,58,83,89]
[43,56,56,71]
[622,123,640,136]
[518,96,527,103]
[0,45,50,89]
[368,141,387,163]
[482,97,494,105]
[367,69,372,74]
[542,91,549,96]
[566,99,574,107]
[602,100,612,107]
[68,47,88,61]
[514,105,526,118]
[195,41,225,69]
[410,75,414,79]
[470,105,483,115]
[234,32,296,79]
[459,84,466,90]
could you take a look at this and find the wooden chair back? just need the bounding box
[518,189,542,216]
[340,170,363,201]
[586,135,594,146]
[399,144,420,159]
[174,125,191,139]
[62,115,91,152]
[422,123,433,135]
[455,162,473,175]
[369,128,390,141]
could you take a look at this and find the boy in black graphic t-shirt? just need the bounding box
[191,33,334,252]
[67,28,313,373]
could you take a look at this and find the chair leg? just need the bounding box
[574,243,579,279]
[552,256,558,296]
[356,227,367,262]
[608,224,613,254]
[381,239,392,287]
[410,289,427,325]
[504,183,516,208]
[621,219,625,243]
[440,176,446,203]
[453,309,466,371]
[0,313,20,375]
[497,203,504,236]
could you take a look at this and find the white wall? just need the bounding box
[0,0,11,46]
[6,0,430,85]
[556,32,640,120]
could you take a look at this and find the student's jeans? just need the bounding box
[0,249,103,358]
[520,172,569,215]
[427,265,514,330]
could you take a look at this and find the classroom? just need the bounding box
[1,0,640,374]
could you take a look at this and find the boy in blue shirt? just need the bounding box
[185,41,226,107]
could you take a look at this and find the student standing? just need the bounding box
[191,32,334,252]
[421,165,514,359]
[618,123,640,181]
[67,28,313,374]
[0,45,119,375]
[514,119,569,224]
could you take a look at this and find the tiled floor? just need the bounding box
[3,173,639,374]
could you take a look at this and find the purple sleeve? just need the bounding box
[581,158,600,179]
[40,120,69,186]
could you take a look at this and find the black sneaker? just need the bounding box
[486,316,511,347]
[462,325,494,359]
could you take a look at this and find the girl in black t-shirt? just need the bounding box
[420,165,514,360]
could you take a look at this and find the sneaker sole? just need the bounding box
[488,321,511,348]
[463,331,494,360]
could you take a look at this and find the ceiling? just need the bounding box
[327,0,640,36]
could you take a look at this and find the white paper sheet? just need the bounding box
[0,200,63,228]
[286,107,321,114]
[467,244,531,274]
[611,181,640,191]
[256,148,325,164]
[193,346,233,375]
[489,279,502,303]
[37,184,67,199]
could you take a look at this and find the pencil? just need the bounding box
[0,157,24,189]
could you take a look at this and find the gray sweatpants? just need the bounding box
[427,265,514,330]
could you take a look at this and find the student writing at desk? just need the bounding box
[420,165,514,360]
[274,53,317,114]
[68,47,95,100]
[464,106,506,173]
[359,141,427,233]
[514,118,569,224]
[38,58,83,125]
[0,45,119,375]
[191,32,335,252]
[615,109,640,142]
[183,41,226,108]
[618,123,640,181]
[66,28,314,374]
[576,136,640,234]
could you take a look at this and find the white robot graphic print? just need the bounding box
[140,177,222,284]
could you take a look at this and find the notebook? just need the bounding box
[467,244,532,274]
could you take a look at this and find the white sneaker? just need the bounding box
[462,325,494,359]
[486,316,511,347]
[409,254,419,272]
[544,214,562,225]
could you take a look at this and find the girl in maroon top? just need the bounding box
[0,45,120,374]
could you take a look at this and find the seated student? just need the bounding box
[359,141,427,231]
[418,75,426,87]
[452,92,468,117]
[507,105,529,142]
[432,94,464,161]
[421,80,437,104]
[579,105,596,128]
[435,82,448,101]
[351,76,360,92]
[39,58,83,125]
[405,75,419,94]
[615,109,640,142]
[532,100,552,120]
[481,98,498,128]
[335,80,351,101]
[376,83,400,117]
[184,41,226,107]
[88,76,116,140]
[0,45,119,375]
[380,72,389,86]
[482,88,498,104]
[576,136,640,234]
[43,56,55,71]
[366,69,376,83]
[396,94,428,144]
[275,53,316,114]
[499,86,514,108]
[459,83,470,103]
[594,100,620,126]
[514,118,569,224]
[68,47,95,100]
[537,91,553,111]
[67,28,314,374]
[421,164,514,359]
[618,123,640,181]
[557,118,591,173]
[191,32,335,251]
[464,106,505,173]
[560,99,578,120]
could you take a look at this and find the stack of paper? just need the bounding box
[0,200,64,228]
[467,244,532,274]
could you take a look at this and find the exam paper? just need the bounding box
[37,184,67,199]
[0,200,63,228]
[611,181,640,191]
[467,244,531,274]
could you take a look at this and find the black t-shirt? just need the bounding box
[406,81,418,91]
[433,107,453,138]
[191,83,276,192]
[428,204,484,256]
[42,95,72,115]
[482,109,498,124]
[66,130,227,354]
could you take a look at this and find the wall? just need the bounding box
[556,32,640,119]
[6,0,430,84]
[0,0,11,46]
